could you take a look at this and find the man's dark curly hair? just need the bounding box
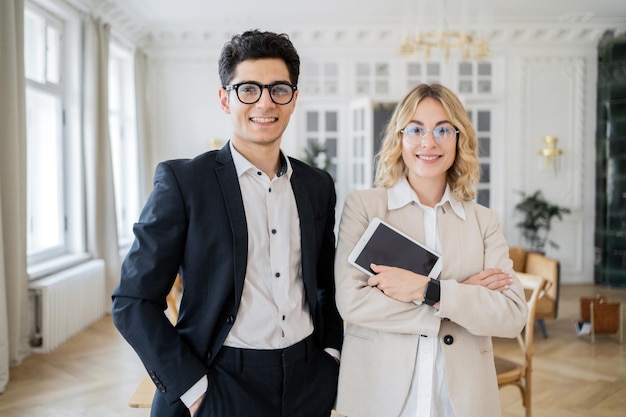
[218,29,300,87]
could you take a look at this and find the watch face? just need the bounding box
[424,279,441,306]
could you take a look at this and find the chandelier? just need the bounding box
[399,0,492,60]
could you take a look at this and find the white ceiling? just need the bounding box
[105,0,626,33]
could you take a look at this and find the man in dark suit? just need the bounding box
[112,30,343,417]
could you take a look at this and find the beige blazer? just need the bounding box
[334,188,528,417]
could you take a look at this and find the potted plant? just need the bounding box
[302,141,330,171]
[514,190,571,253]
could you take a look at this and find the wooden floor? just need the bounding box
[0,284,624,417]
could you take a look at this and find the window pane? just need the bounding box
[477,189,490,207]
[46,24,61,84]
[479,137,491,158]
[325,111,337,131]
[408,62,421,76]
[327,164,337,181]
[26,88,63,253]
[24,10,46,83]
[375,63,389,76]
[459,62,472,76]
[459,80,472,94]
[480,163,491,183]
[375,80,388,94]
[477,111,491,131]
[478,62,492,76]
[324,81,338,94]
[109,47,140,246]
[325,138,337,158]
[306,111,318,131]
[304,62,319,77]
[426,63,440,76]
[356,63,369,76]
[324,62,338,77]
[356,80,369,94]
[478,80,491,93]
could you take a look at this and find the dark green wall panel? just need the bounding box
[595,31,626,287]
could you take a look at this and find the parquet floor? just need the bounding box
[496,284,626,417]
[0,284,624,417]
[0,316,149,417]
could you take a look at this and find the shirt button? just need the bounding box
[443,335,454,345]
[257,171,262,176]
[275,272,280,278]
[271,229,277,234]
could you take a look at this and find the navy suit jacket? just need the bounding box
[112,143,343,417]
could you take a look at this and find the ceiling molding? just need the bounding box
[141,25,621,51]
[84,0,626,51]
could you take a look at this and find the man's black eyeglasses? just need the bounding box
[224,82,297,105]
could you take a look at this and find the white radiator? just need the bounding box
[29,259,106,353]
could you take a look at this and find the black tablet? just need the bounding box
[347,217,442,278]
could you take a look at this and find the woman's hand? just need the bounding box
[462,268,512,292]
[367,263,429,303]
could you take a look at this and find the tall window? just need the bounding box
[25,6,65,263]
[109,42,140,247]
[25,1,84,271]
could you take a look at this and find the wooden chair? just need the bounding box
[509,247,560,338]
[128,275,182,408]
[525,253,560,338]
[494,273,547,417]
[508,246,528,273]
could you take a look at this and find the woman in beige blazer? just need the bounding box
[334,84,528,417]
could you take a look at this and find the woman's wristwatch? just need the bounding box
[423,278,441,306]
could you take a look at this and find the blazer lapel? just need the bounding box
[215,144,247,309]
[290,167,317,312]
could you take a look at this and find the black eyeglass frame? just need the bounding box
[224,81,298,105]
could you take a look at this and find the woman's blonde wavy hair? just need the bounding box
[374,83,479,202]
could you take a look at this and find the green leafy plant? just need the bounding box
[514,190,571,252]
[302,141,330,170]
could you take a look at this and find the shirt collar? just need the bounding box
[229,141,292,179]
[387,177,466,220]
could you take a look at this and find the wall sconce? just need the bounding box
[538,136,563,173]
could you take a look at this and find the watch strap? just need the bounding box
[423,278,441,306]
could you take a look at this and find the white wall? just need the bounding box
[143,24,623,285]
[499,44,599,284]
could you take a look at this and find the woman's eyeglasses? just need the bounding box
[400,124,459,144]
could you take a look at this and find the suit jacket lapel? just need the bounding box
[290,166,317,312]
[215,144,247,310]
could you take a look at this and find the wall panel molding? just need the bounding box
[521,56,586,210]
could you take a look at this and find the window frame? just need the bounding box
[25,0,86,277]
[108,39,141,249]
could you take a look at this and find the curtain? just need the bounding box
[83,17,121,311]
[134,49,153,201]
[0,0,32,393]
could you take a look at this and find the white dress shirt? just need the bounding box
[389,178,464,417]
[181,144,314,407]
[224,143,314,348]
